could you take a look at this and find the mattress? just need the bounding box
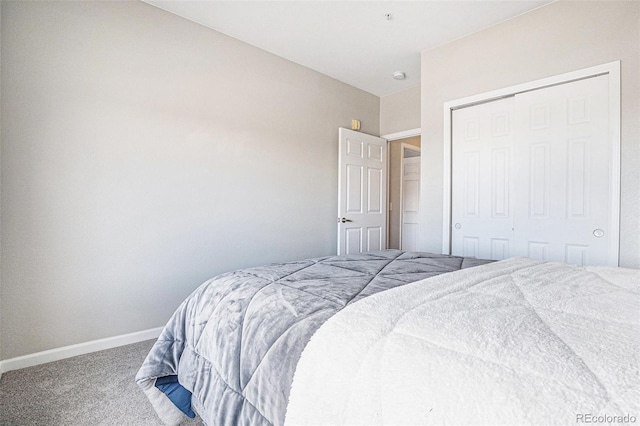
[135,250,492,425]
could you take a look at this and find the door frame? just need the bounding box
[442,61,621,265]
[381,128,421,247]
[399,144,421,250]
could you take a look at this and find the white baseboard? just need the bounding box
[0,326,163,376]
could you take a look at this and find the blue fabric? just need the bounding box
[155,375,196,418]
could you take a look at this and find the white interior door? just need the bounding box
[338,128,387,255]
[400,154,420,251]
[451,74,614,266]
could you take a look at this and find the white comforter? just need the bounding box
[285,258,640,425]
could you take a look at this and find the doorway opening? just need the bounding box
[388,136,421,250]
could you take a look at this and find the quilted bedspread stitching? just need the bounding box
[506,270,613,403]
[138,251,495,426]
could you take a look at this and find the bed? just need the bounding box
[135,250,491,425]
[136,251,640,426]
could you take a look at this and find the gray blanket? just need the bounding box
[136,250,492,426]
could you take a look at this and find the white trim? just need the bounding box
[381,128,421,141]
[399,144,421,250]
[442,61,621,266]
[386,137,391,247]
[0,326,163,375]
[607,63,621,266]
[443,109,453,254]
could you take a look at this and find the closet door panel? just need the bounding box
[451,97,515,260]
[512,75,610,265]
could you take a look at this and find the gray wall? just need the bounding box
[380,86,421,136]
[0,1,379,359]
[419,0,640,268]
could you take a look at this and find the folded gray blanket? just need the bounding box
[136,250,492,426]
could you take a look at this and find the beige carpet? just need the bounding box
[0,339,202,426]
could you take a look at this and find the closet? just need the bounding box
[450,74,615,266]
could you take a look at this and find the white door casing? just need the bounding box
[338,128,388,255]
[400,152,421,251]
[448,68,618,266]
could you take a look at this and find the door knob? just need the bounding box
[341,217,353,223]
[593,229,605,238]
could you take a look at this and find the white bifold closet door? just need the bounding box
[451,75,612,266]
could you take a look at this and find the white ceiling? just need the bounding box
[143,1,553,97]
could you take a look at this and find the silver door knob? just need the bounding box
[341,217,353,223]
[454,223,462,229]
[593,229,605,238]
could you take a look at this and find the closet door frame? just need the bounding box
[442,61,621,266]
